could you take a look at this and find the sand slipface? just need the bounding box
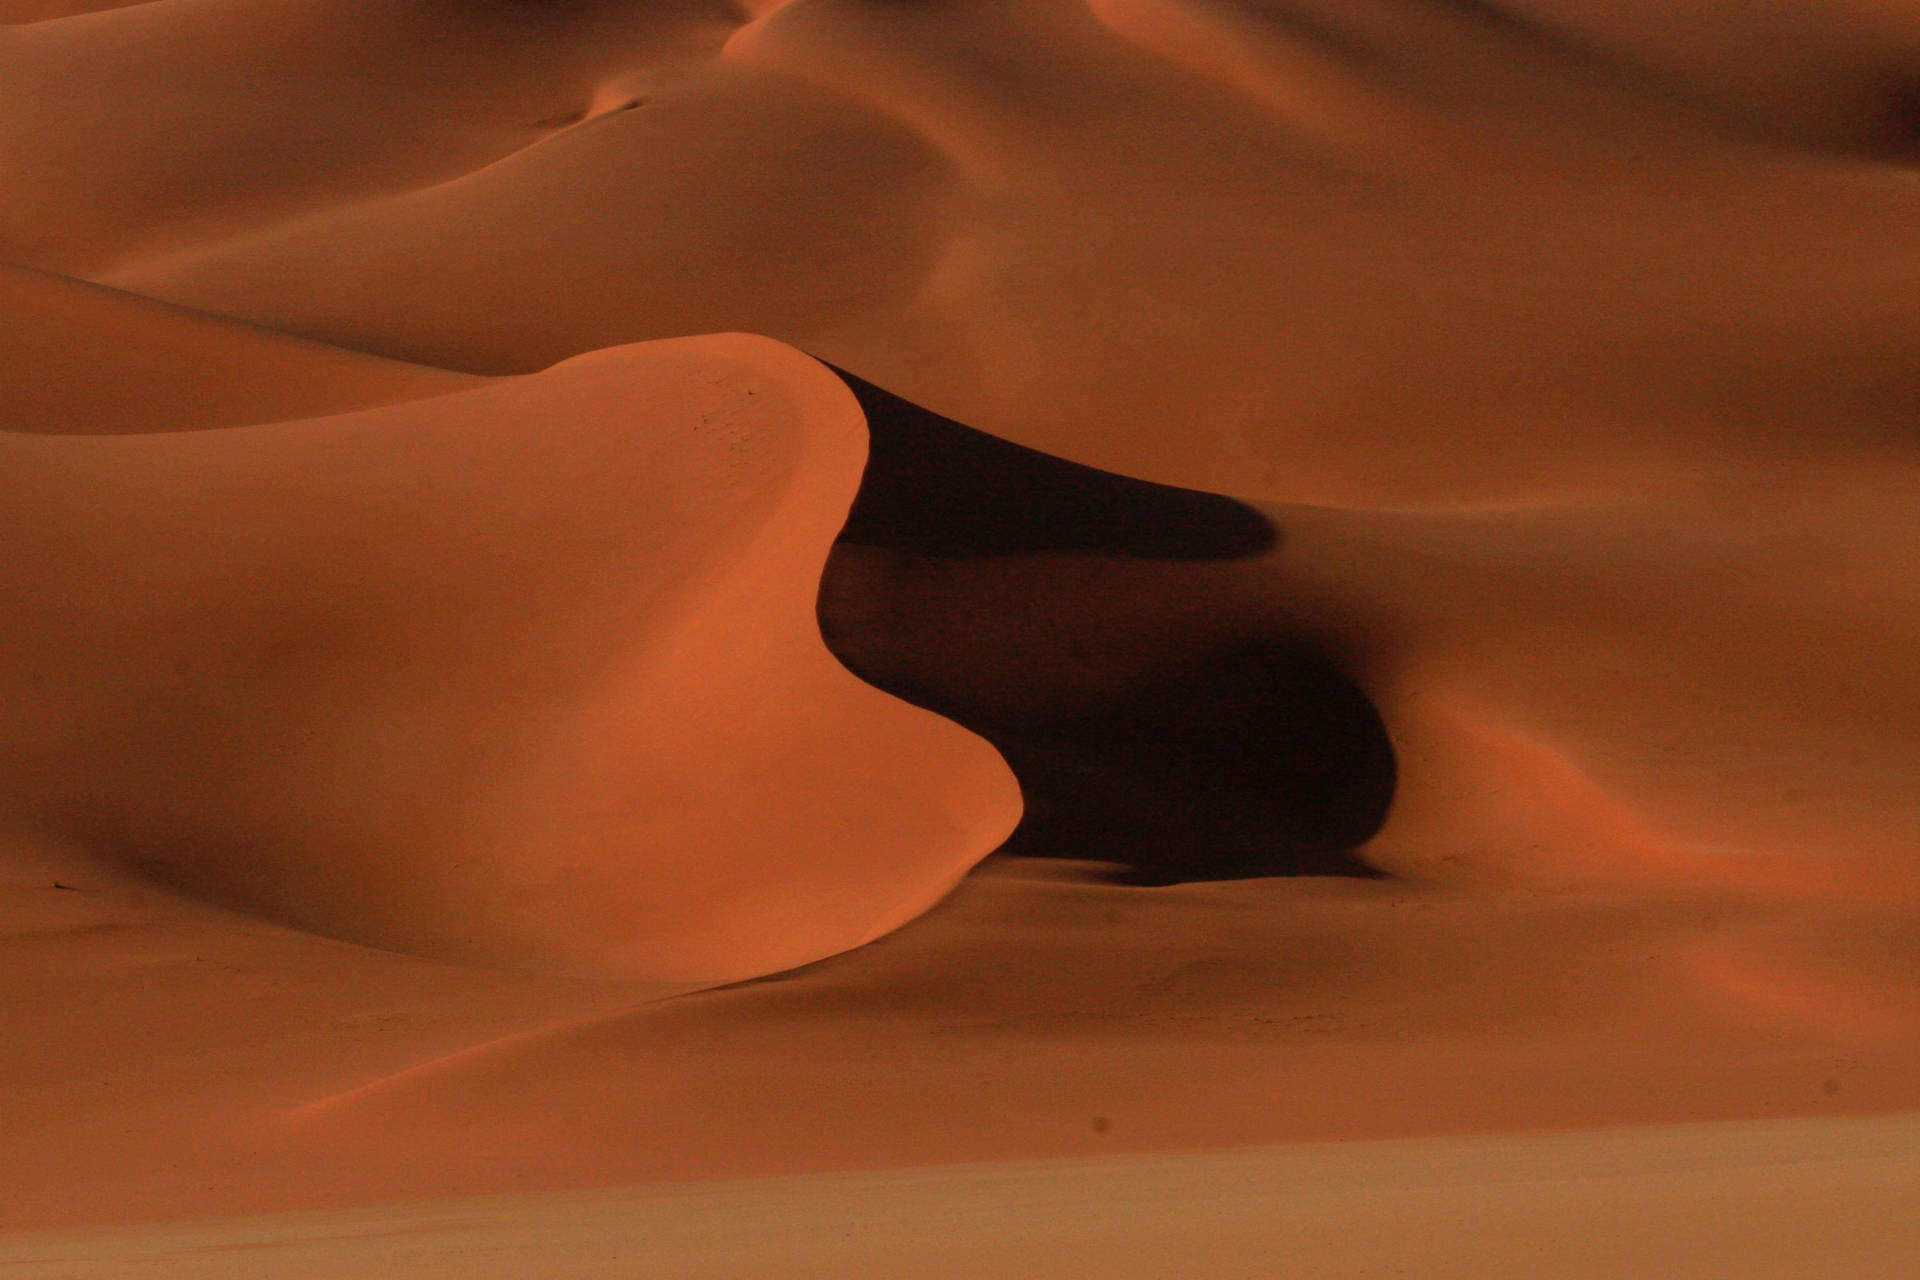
[1,0,1918,1263]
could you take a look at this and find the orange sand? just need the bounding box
[2,0,1917,1270]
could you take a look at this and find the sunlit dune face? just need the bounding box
[0,337,1020,983]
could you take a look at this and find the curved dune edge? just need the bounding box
[0,0,156,22]
[0,261,477,434]
[0,332,1019,983]
[15,0,1906,505]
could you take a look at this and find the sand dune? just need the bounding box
[1,336,1017,982]
[36,0,1912,502]
[0,1,156,23]
[2,0,1917,1264]
[0,261,472,434]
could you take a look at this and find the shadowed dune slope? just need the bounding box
[822,371,1393,884]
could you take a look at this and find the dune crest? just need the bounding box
[0,335,1019,981]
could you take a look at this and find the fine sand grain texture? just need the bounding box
[2,0,1918,1272]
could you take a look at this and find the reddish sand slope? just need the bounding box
[1,0,1917,1249]
[0,1,155,22]
[21,0,1907,503]
[0,261,473,434]
[1,335,1018,983]
[9,0,1907,880]
[23,0,1913,890]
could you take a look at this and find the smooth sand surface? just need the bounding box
[6,856,1917,1228]
[1,337,1016,984]
[37,0,1913,501]
[2,0,1917,1265]
[0,261,474,434]
[0,2,156,22]
[5,1114,1918,1279]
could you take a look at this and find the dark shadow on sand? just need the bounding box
[822,368,1395,885]
[833,370,1277,561]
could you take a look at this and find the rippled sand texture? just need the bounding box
[2,0,1918,1258]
